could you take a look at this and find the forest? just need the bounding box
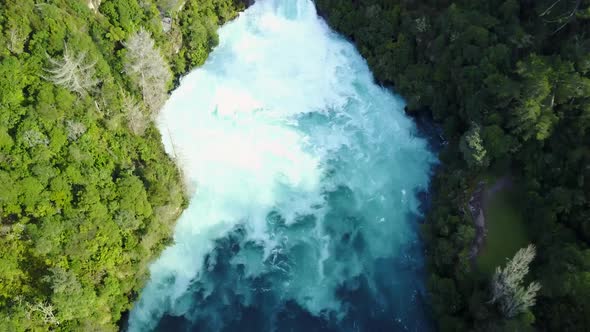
[1,0,589,331]
[0,0,243,330]
[315,0,590,330]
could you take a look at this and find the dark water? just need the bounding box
[154,209,433,331]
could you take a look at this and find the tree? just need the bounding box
[3,0,33,55]
[510,55,557,141]
[490,244,542,318]
[42,266,82,295]
[7,26,29,55]
[87,0,102,13]
[429,275,463,316]
[121,92,148,136]
[0,56,26,113]
[65,120,87,141]
[25,301,60,326]
[459,123,489,168]
[44,45,99,96]
[124,28,172,112]
[0,0,221,329]
[482,125,513,160]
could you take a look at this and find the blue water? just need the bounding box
[128,0,436,330]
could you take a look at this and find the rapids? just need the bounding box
[128,0,436,330]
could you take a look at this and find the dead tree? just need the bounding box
[124,28,172,112]
[121,92,148,136]
[66,120,87,141]
[26,301,60,326]
[44,45,98,95]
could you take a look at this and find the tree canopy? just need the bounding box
[0,0,243,330]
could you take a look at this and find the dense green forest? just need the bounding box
[315,0,590,330]
[0,0,242,330]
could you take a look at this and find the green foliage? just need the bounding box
[176,0,244,72]
[0,0,239,329]
[100,0,144,36]
[460,124,489,168]
[317,0,590,330]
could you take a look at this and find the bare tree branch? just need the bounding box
[44,44,99,95]
[553,1,580,33]
[540,0,563,17]
[26,301,60,326]
[540,0,582,33]
[124,28,172,112]
[121,92,148,136]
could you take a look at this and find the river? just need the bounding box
[128,0,436,330]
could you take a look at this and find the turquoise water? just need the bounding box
[129,0,436,330]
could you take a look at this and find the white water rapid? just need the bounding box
[129,0,436,330]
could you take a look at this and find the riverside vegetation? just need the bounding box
[316,0,590,331]
[0,0,243,330]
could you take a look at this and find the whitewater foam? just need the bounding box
[129,0,435,330]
